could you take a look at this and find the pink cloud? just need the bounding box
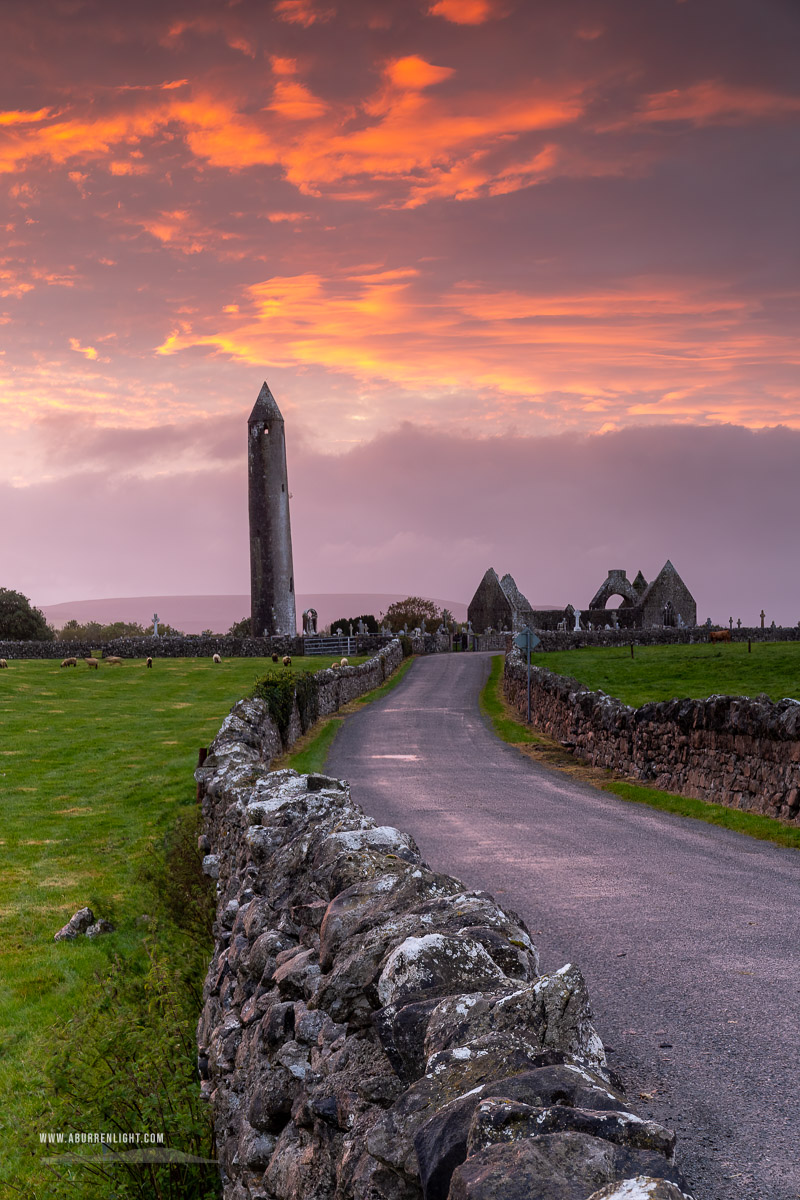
[6,422,800,631]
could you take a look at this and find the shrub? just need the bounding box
[294,672,320,733]
[252,671,297,743]
[227,617,252,637]
[399,635,413,658]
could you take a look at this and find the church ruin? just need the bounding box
[468,561,696,633]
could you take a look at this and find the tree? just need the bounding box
[381,597,440,633]
[228,617,253,637]
[0,588,55,641]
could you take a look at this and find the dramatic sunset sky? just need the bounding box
[2,0,799,623]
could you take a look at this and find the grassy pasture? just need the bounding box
[537,640,800,707]
[0,653,365,1197]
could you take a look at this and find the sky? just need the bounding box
[2,0,799,623]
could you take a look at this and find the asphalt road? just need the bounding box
[326,652,800,1200]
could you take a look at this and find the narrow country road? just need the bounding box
[326,652,800,1200]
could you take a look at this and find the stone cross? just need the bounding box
[760,610,766,629]
[153,613,159,637]
[737,619,741,629]
[729,617,733,630]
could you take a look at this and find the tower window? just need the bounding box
[282,484,285,492]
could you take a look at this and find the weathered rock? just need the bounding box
[586,1179,695,1199]
[466,1099,676,1159]
[448,1133,686,1200]
[377,934,511,1008]
[85,918,115,938]
[373,998,442,1084]
[412,1063,628,1200]
[422,965,607,1077]
[53,907,95,940]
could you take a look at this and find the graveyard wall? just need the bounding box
[194,713,693,1200]
[0,634,394,660]
[503,649,800,824]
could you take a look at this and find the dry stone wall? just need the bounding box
[504,649,800,824]
[195,691,695,1199]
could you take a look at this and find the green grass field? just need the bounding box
[538,640,800,707]
[0,654,365,1198]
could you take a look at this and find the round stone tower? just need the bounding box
[248,382,297,638]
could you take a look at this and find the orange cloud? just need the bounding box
[0,108,53,126]
[69,338,99,361]
[384,56,454,90]
[153,268,800,434]
[628,80,800,127]
[274,0,334,27]
[0,62,585,208]
[428,0,499,25]
[269,81,328,120]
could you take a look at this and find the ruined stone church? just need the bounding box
[468,562,697,633]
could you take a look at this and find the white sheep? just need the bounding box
[146,657,153,668]
[85,658,98,669]
[105,656,123,665]
[212,653,221,664]
[60,657,78,668]
[340,657,349,667]
[331,662,340,671]
[282,655,291,667]
[0,658,8,668]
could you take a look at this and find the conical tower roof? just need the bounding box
[248,381,283,424]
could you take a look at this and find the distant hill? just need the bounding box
[40,593,470,636]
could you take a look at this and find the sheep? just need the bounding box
[105,656,123,665]
[340,657,349,667]
[282,655,291,667]
[331,662,340,671]
[85,658,98,669]
[146,657,153,668]
[272,652,279,663]
[0,658,8,668]
[212,653,221,664]
[60,657,78,668]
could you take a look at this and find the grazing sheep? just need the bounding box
[272,652,279,663]
[0,659,8,669]
[60,657,78,668]
[146,657,153,668]
[212,653,221,664]
[282,655,291,667]
[105,656,123,665]
[85,658,98,669]
[340,657,349,667]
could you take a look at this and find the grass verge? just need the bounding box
[481,654,800,852]
[281,655,417,773]
[0,655,309,1197]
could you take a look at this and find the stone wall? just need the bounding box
[504,649,800,824]
[530,625,800,652]
[0,632,401,660]
[195,717,694,1199]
